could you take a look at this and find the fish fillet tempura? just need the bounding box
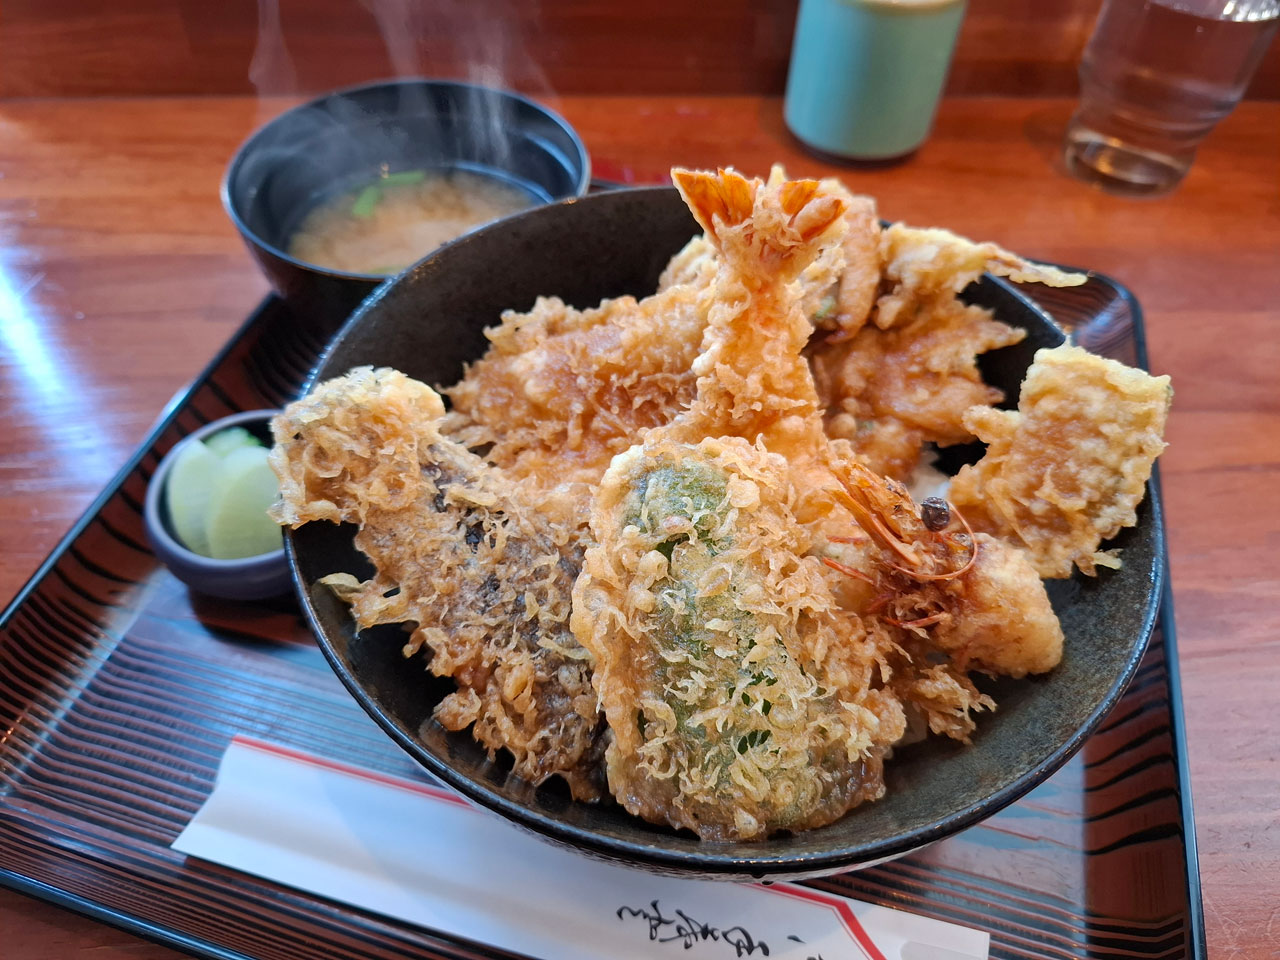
[808,223,1087,481]
[811,298,1027,481]
[443,281,710,487]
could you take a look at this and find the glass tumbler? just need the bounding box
[1065,0,1280,195]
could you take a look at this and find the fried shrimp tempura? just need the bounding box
[950,345,1172,578]
[269,367,605,799]
[663,167,864,540]
[658,166,881,339]
[669,168,845,448]
[824,461,1062,738]
[571,437,903,841]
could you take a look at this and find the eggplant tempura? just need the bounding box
[271,165,1171,841]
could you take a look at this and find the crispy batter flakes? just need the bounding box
[270,367,605,800]
[875,224,1086,331]
[572,438,901,841]
[443,287,707,488]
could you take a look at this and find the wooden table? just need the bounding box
[1,94,1276,958]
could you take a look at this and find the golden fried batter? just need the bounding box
[800,173,881,338]
[270,367,605,799]
[658,166,881,339]
[875,223,1086,331]
[657,235,716,291]
[950,344,1172,578]
[443,286,708,487]
[811,298,1025,480]
[823,461,1063,738]
[571,437,903,841]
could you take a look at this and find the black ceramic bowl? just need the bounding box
[286,187,1163,879]
[224,78,590,328]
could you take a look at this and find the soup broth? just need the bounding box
[288,168,537,275]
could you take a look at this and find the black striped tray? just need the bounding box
[0,277,1206,960]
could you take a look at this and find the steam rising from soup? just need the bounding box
[288,167,537,275]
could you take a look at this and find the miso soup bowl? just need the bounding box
[223,78,590,332]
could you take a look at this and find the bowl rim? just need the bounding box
[284,186,1165,875]
[221,76,592,285]
[145,409,287,570]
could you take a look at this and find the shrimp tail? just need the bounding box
[672,167,847,285]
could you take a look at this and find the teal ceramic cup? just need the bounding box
[785,0,967,160]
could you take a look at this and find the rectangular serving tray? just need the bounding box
[0,277,1206,960]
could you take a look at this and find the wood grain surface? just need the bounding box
[2,0,1278,99]
[0,94,1277,956]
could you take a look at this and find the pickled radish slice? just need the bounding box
[204,426,259,457]
[204,446,282,560]
[166,438,219,556]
